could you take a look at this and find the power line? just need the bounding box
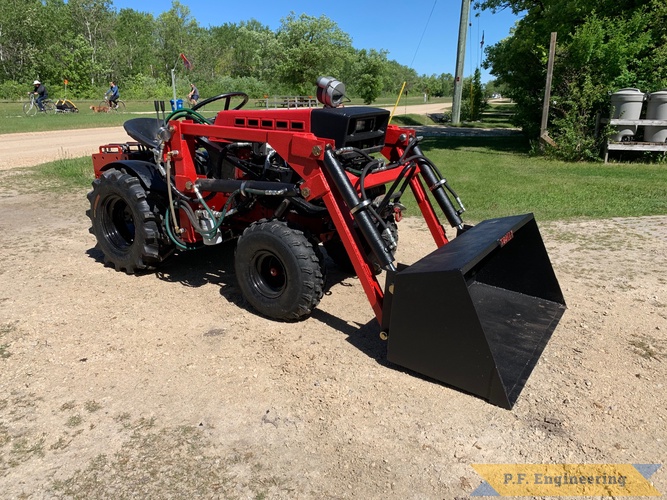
[409,0,439,70]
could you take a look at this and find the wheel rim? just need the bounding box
[250,251,287,299]
[102,195,135,249]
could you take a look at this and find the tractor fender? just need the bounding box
[99,160,167,194]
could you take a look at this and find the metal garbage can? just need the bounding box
[644,90,667,143]
[610,88,645,142]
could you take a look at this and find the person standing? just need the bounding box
[188,83,199,106]
[32,80,48,111]
[105,81,120,108]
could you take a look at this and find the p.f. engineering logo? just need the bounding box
[471,464,661,497]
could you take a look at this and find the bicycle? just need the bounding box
[100,96,126,113]
[24,93,56,116]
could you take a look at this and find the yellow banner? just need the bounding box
[471,464,661,497]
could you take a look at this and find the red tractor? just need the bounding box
[88,77,565,409]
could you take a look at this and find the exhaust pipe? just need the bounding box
[382,213,565,409]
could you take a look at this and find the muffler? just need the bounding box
[382,213,565,409]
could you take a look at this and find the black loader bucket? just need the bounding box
[383,214,565,409]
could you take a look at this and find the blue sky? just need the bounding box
[109,0,521,82]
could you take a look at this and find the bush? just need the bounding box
[0,80,29,100]
[120,75,173,100]
[199,76,272,99]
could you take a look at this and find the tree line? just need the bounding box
[0,0,459,103]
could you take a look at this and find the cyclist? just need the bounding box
[105,81,120,108]
[188,83,199,106]
[32,80,48,111]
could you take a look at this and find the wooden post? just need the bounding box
[540,32,557,148]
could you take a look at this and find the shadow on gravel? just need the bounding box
[310,305,483,402]
[310,307,389,365]
[86,241,365,320]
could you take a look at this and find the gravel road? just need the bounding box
[0,127,133,171]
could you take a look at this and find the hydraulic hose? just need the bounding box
[412,144,465,229]
[195,178,300,197]
[323,148,396,272]
[165,107,209,124]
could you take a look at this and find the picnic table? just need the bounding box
[256,96,319,109]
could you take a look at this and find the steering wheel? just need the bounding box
[192,92,249,112]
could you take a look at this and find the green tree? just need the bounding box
[350,49,386,104]
[436,72,455,97]
[0,2,451,102]
[461,68,485,120]
[383,60,419,96]
[67,0,114,86]
[228,20,276,80]
[484,78,507,98]
[275,13,354,94]
[57,34,103,97]
[111,9,158,79]
[154,1,200,82]
[0,0,51,83]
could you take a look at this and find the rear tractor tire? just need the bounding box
[235,220,325,321]
[87,168,171,274]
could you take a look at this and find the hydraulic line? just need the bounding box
[195,178,300,197]
[164,210,199,250]
[165,107,209,124]
[165,157,181,234]
[191,186,239,237]
[398,136,466,227]
[357,158,394,248]
[376,162,418,217]
[323,148,396,272]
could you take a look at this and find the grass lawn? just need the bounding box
[0,100,217,134]
[0,101,130,133]
[402,136,667,221]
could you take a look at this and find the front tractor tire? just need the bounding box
[87,168,169,274]
[235,221,325,321]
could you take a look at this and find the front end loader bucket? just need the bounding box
[383,213,565,409]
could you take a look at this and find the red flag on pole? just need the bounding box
[180,53,193,70]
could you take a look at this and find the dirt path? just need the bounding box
[0,127,665,498]
[382,101,452,115]
[0,127,132,171]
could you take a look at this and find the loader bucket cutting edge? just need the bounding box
[383,213,566,409]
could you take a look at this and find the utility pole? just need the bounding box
[452,0,471,124]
